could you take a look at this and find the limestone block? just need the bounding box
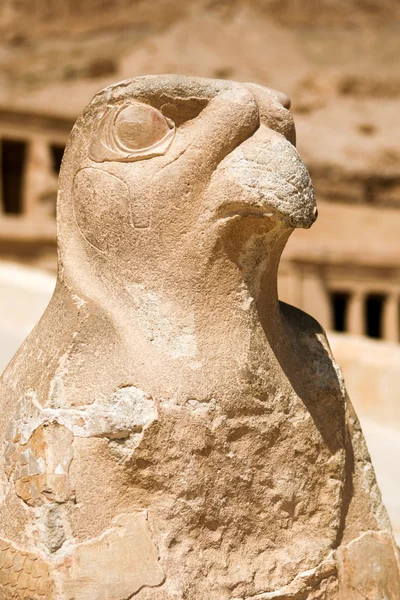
[0,75,397,598]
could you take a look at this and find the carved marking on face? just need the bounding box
[73,167,150,249]
[73,168,130,252]
[89,101,175,163]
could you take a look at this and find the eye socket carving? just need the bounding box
[89,102,175,163]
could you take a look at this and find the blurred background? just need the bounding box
[0,0,399,536]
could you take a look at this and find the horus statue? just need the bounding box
[0,76,399,599]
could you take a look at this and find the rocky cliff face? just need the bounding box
[0,0,399,199]
[2,0,400,36]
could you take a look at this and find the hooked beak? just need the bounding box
[206,126,318,230]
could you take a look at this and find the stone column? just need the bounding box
[383,293,399,343]
[346,290,365,336]
[23,137,57,217]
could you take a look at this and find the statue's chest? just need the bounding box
[131,366,347,529]
[130,380,347,577]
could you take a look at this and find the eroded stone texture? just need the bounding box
[0,75,397,598]
[232,552,338,599]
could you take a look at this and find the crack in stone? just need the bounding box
[233,552,337,600]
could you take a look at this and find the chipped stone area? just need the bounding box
[59,386,158,440]
[35,504,69,555]
[5,422,73,506]
[233,530,400,599]
[233,552,337,599]
[184,396,219,414]
[125,282,197,359]
[4,387,156,505]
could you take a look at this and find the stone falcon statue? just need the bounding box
[0,75,399,599]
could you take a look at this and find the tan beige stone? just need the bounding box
[0,75,398,598]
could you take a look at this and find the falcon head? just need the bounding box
[58,75,316,259]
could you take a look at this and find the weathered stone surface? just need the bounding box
[337,530,400,599]
[0,75,397,598]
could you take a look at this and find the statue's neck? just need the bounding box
[62,217,292,401]
[126,218,290,397]
[180,218,289,345]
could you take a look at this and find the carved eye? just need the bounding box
[89,101,175,163]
